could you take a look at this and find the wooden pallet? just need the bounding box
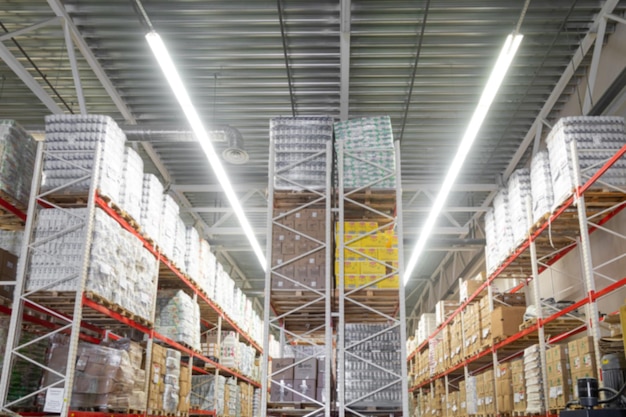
[519,317,583,334]
[273,190,328,209]
[84,291,153,328]
[109,200,142,233]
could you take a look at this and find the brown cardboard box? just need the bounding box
[547,344,568,364]
[272,358,295,380]
[294,358,317,380]
[0,250,17,280]
[497,394,514,413]
[491,306,526,341]
[270,380,293,402]
[292,379,316,402]
[568,338,579,358]
[577,336,595,354]
[548,376,573,408]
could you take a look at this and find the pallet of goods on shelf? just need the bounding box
[0,120,37,212]
[155,289,201,352]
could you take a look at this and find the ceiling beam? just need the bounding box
[47,0,136,124]
[170,182,496,193]
[172,184,267,193]
[0,16,61,42]
[0,43,63,114]
[339,0,350,120]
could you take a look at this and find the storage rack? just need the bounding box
[0,141,263,417]
[335,140,409,417]
[261,133,334,417]
[407,143,626,416]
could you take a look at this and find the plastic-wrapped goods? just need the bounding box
[26,208,157,321]
[185,226,200,281]
[253,388,262,417]
[140,174,164,242]
[484,208,499,275]
[163,348,181,413]
[159,195,180,262]
[0,316,8,374]
[191,375,216,411]
[173,217,187,274]
[415,313,436,345]
[493,189,514,264]
[43,115,126,202]
[334,116,396,189]
[155,290,201,351]
[119,147,144,224]
[524,344,545,415]
[0,229,23,256]
[344,323,402,406]
[546,116,626,207]
[0,120,37,207]
[224,378,240,416]
[507,168,532,246]
[198,239,216,296]
[214,263,235,317]
[270,116,334,190]
[530,151,554,223]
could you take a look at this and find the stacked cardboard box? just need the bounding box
[178,364,191,414]
[465,375,478,415]
[483,369,496,415]
[490,305,526,343]
[512,358,526,413]
[479,297,491,350]
[416,313,437,345]
[463,302,482,357]
[239,382,254,417]
[433,330,448,375]
[271,208,326,291]
[449,318,464,366]
[435,300,459,327]
[223,378,240,417]
[448,390,459,417]
[106,340,147,411]
[459,274,487,302]
[568,336,597,397]
[148,344,167,412]
[546,344,573,409]
[458,380,467,417]
[496,362,514,414]
[270,358,294,402]
[335,222,399,290]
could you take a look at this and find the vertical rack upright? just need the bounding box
[336,138,409,417]
[262,117,334,417]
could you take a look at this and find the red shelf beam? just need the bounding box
[408,146,626,362]
[95,194,262,354]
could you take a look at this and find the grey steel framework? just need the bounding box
[261,139,333,417]
[336,140,409,417]
[0,143,146,417]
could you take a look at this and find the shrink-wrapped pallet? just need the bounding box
[530,150,554,223]
[524,344,545,414]
[185,226,200,280]
[140,174,163,242]
[155,289,201,351]
[43,115,126,202]
[159,194,179,263]
[507,168,532,246]
[0,120,37,207]
[198,239,216,296]
[120,147,144,224]
[334,116,396,189]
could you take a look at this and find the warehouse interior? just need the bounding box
[1,1,626,417]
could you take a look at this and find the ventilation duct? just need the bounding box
[124,125,249,164]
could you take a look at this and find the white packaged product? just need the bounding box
[185,226,200,281]
[119,147,144,224]
[524,344,545,415]
[547,116,626,207]
[0,229,23,256]
[530,150,554,223]
[493,189,514,264]
[173,217,187,273]
[0,120,37,207]
[163,348,181,413]
[43,115,126,202]
[155,289,201,351]
[198,239,216,297]
[507,168,532,246]
[140,174,164,242]
[159,194,179,262]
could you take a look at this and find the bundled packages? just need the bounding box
[0,120,37,207]
[119,147,144,223]
[155,289,201,351]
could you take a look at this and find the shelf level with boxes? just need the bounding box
[408,116,626,417]
[0,115,263,417]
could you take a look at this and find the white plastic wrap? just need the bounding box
[140,174,164,242]
[198,239,216,297]
[173,217,187,273]
[185,226,200,281]
[0,120,37,206]
[120,147,144,223]
[493,188,514,264]
[43,115,126,202]
[507,168,532,246]
[0,229,23,256]
[159,194,179,262]
[155,290,201,351]
[530,150,554,223]
[524,344,545,415]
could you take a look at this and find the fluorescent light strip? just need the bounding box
[146,31,267,271]
[404,33,523,285]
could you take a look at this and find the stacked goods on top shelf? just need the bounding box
[159,194,179,264]
[484,209,499,275]
[43,115,126,201]
[530,150,554,223]
[120,147,144,224]
[270,116,333,190]
[173,217,187,273]
[0,229,23,256]
[507,168,532,246]
[26,207,157,321]
[415,313,436,345]
[493,189,514,261]
[334,115,396,189]
[155,289,201,351]
[0,120,37,208]
[198,239,216,296]
[139,174,163,242]
[185,226,201,282]
[524,344,546,415]
[546,116,626,206]
[344,323,402,406]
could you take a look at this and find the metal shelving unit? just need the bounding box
[0,141,263,417]
[408,143,626,416]
[261,130,334,417]
[336,140,409,417]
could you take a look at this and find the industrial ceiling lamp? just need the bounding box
[146,31,267,271]
[404,33,523,285]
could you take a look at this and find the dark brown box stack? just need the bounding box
[271,208,326,291]
[270,358,295,402]
[0,248,17,299]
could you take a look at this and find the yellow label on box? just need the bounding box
[359,261,385,275]
[377,248,398,261]
[337,274,359,289]
[377,275,400,289]
[356,247,378,260]
[335,260,361,274]
[358,274,379,289]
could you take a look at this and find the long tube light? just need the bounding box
[146,31,267,271]
[404,33,523,285]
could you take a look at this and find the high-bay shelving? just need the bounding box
[0,127,263,417]
[408,138,626,416]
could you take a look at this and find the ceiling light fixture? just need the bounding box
[404,33,523,285]
[146,31,267,271]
